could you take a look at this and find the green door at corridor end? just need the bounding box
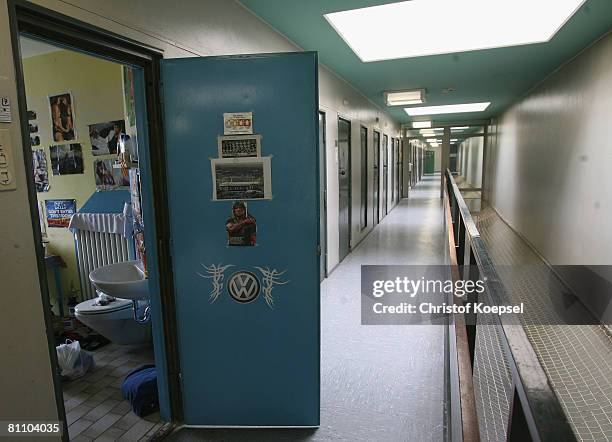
[425,150,435,174]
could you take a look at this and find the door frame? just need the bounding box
[359,125,368,231]
[395,139,400,203]
[337,116,352,259]
[383,134,388,217]
[318,111,327,280]
[391,137,396,205]
[7,0,183,430]
[373,130,380,225]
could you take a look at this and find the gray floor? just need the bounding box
[167,174,448,441]
[63,342,162,441]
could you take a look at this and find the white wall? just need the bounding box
[485,31,612,265]
[319,69,400,270]
[0,0,400,420]
[458,137,483,187]
[0,3,61,432]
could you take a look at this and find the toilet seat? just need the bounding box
[75,298,132,316]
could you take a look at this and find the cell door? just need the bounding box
[338,118,351,262]
[319,112,327,281]
[373,131,380,225]
[395,139,400,203]
[161,53,320,426]
[383,134,389,217]
[399,140,405,199]
[425,150,435,174]
[391,138,395,205]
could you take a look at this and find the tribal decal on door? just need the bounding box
[197,263,289,308]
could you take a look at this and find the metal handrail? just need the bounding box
[444,169,576,442]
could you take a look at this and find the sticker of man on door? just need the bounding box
[225,201,257,246]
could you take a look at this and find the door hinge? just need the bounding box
[323,189,327,211]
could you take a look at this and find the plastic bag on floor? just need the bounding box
[56,340,95,380]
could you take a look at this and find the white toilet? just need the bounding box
[75,295,151,345]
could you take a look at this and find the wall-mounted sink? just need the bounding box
[89,260,149,300]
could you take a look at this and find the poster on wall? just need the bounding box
[211,156,272,201]
[122,66,136,128]
[48,92,76,142]
[32,149,50,192]
[218,135,261,158]
[45,199,76,228]
[94,159,129,190]
[225,201,257,246]
[88,120,126,156]
[50,143,84,175]
[223,112,253,135]
[28,110,40,147]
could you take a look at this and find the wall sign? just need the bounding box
[45,199,76,228]
[223,112,253,135]
[0,129,16,190]
[0,97,10,123]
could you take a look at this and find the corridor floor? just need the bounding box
[167,174,447,442]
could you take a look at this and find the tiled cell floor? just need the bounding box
[166,174,448,441]
[476,206,612,442]
[62,342,162,441]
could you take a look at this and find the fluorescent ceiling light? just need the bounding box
[412,121,432,129]
[324,0,585,62]
[405,102,490,116]
[451,139,458,143]
[420,128,442,135]
[430,142,440,147]
[385,89,425,106]
[451,126,470,131]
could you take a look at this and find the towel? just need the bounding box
[121,364,159,417]
[69,212,130,237]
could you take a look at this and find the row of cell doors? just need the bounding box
[320,112,403,277]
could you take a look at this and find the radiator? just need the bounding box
[74,229,131,300]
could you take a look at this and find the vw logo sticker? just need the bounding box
[227,271,261,303]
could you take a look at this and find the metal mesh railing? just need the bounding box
[444,169,576,442]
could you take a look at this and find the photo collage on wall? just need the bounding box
[211,112,272,247]
[30,77,138,226]
[29,109,49,192]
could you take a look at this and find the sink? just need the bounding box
[89,260,149,300]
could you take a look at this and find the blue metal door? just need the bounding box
[161,53,320,426]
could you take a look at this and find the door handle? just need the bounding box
[340,170,346,176]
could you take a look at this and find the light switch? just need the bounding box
[0,129,17,191]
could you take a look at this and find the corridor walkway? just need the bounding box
[318,173,448,441]
[167,174,448,441]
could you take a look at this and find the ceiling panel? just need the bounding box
[240,0,612,124]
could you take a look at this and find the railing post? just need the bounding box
[507,388,534,442]
[466,246,479,369]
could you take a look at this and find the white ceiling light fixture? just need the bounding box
[420,128,442,134]
[405,102,490,116]
[412,121,432,129]
[324,0,586,62]
[385,89,426,106]
[451,126,471,132]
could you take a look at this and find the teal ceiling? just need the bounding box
[240,0,612,124]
